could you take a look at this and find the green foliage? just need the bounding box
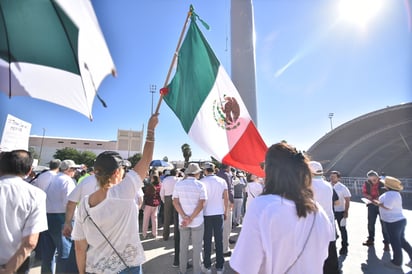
[54,147,79,162]
[53,147,96,168]
[163,156,168,162]
[181,143,192,168]
[128,153,142,167]
[28,147,39,159]
[210,156,221,168]
[80,151,97,168]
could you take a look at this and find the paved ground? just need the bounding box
[31,201,412,274]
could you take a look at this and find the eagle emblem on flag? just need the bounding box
[213,95,241,130]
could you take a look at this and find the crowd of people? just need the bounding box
[1,114,412,273]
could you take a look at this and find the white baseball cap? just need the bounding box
[309,161,323,175]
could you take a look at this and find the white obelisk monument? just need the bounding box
[231,0,258,124]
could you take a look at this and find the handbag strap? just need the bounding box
[83,202,130,271]
[285,212,317,274]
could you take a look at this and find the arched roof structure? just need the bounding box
[307,103,412,178]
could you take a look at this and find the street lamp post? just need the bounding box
[149,84,157,114]
[38,128,46,165]
[328,113,334,131]
[128,129,132,159]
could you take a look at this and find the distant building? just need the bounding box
[29,129,144,166]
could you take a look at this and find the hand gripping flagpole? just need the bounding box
[153,5,193,115]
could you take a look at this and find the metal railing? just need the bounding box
[339,177,412,210]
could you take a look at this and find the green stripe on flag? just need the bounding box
[164,19,220,133]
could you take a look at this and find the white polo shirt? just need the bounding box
[201,174,227,216]
[173,177,207,227]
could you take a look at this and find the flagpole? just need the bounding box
[154,6,192,115]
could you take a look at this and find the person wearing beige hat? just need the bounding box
[172,163,207,274]
[373,176,412,270]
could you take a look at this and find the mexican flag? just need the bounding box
[162,16,267,177]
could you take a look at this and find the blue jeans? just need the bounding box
[384,218,412,266]
[367,204,389,243]
[203,215,224,269]
[118,265,143,274]
[41,213,75,273]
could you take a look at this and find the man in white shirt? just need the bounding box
[330,170,351,255]
[62,174,99,238]
[0,150,48,274]
[173,163,207,274]
[40,159,78,273]
[33,159,61,189]
[200,163,228,274]
[160,169,179,241]
[309,161,339,274]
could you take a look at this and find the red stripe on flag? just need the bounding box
[222,121,267,178]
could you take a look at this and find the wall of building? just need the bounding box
[29,129,143,166]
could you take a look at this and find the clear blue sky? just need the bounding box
[1,0,411,161]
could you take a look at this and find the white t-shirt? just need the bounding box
[246,182,263,209]
[135,187,144,209]
[160,175,179,202]
[172,177,207,228]
[312,177,335,239]
[201,174,228,216]
[72,170,145,273]
[379,191,405,223]
[333,182,351,212]
[68,174,99,203]
[0,175,48,264]
[46,172,76,213]
[33,170,57,190]
[230,194,332,274]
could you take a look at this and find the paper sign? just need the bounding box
[361,198,372,205]
[0,114,32,152]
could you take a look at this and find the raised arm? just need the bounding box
[133,114,159,179]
